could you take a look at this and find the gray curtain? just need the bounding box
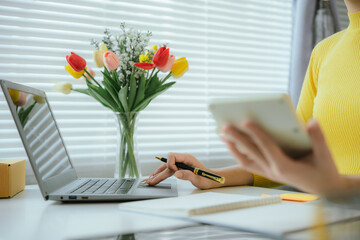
[288,0,340,106]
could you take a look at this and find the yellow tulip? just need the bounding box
[93,44,108,67]
[33,96,45,104]
[65,64,85,79]
[93,50,103,67]
[171,57,188,78]
[139,54,146,63]
[150,44,157,51]
[140,53,151,63]
[8,89,19,103]
[99,43,108,52]
[53,82,73,95]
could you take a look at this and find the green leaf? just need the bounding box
[119,83,129,112]
[112,70,121,86]
[133,82,176,112]
[18,107,25,116]
[21,102,36,117]
[145,73,162,97]
[19,102,36,127]
[86,81,116,111]
[102,70,120,92]
[133,73,146,108]
[72,88,90,96]
[87,87,112,110]
[102,79,124,112]
[128,70,137,111]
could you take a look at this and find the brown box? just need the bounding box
[0,159,25,198]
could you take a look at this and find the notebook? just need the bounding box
[118,192,360,238]
[119,192,281,217]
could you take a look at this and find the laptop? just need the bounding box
[0,79,177,201]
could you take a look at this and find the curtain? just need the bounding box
[288,0,340,106]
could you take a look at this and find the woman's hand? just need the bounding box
[146,152,218,189]
[221,119,343,194]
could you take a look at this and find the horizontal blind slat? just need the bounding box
[0,0,292,181]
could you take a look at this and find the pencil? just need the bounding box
[155,156,225,184]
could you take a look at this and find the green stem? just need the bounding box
[119,131,126,177]
[117,115,128,178]
[161,72,172,84]
[128,113,139,177]
[123,117,136,177]
[116,112,139,178]
[149,68,156,80]
[84,69,102,87]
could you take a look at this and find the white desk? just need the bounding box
[0,179,357,240]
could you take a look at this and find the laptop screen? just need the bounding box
[7,87,72,181]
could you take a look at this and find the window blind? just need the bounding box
[337,0,350,30]
[0,0,293,183]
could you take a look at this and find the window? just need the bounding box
[0,0,293,183]
[337,0,350,30]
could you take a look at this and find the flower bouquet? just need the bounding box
[56,24,188,178]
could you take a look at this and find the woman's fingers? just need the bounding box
[241,121,286,165]
[147,167,174,185]
[166,152,200,172]
[148,153,204,186]
[153,163,167,175]
[174,170,197,182]
[222,138,266,176]
[174,170,215,190]
[143,163,167,184]
[221,125,265,164]
[166,152,179,172]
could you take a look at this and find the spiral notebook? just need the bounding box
[118,192,360,237]
[119,192,280,217]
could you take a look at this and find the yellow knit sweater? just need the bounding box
[253,11,360,187]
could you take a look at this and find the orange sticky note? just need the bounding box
[280,193,318,202]
[261,193,318,202]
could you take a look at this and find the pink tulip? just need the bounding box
[103,51,120,71]
[83,67,96,81]
[157,55,175,72]
[15,92,27,106]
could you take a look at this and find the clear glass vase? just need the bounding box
[114,112,141,178]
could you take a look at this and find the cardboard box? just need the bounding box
[0,159,25,198]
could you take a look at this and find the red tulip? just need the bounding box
[66,52,86,72]
[134,62,155,70]
[152,46,169,67]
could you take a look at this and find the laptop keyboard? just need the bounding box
[67,179,135,195]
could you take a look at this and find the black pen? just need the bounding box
[155,156,225,184]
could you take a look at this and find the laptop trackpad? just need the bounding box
[138,183,172,189]
[134,180,177,197]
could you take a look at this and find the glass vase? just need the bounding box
[114,112,141,178]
